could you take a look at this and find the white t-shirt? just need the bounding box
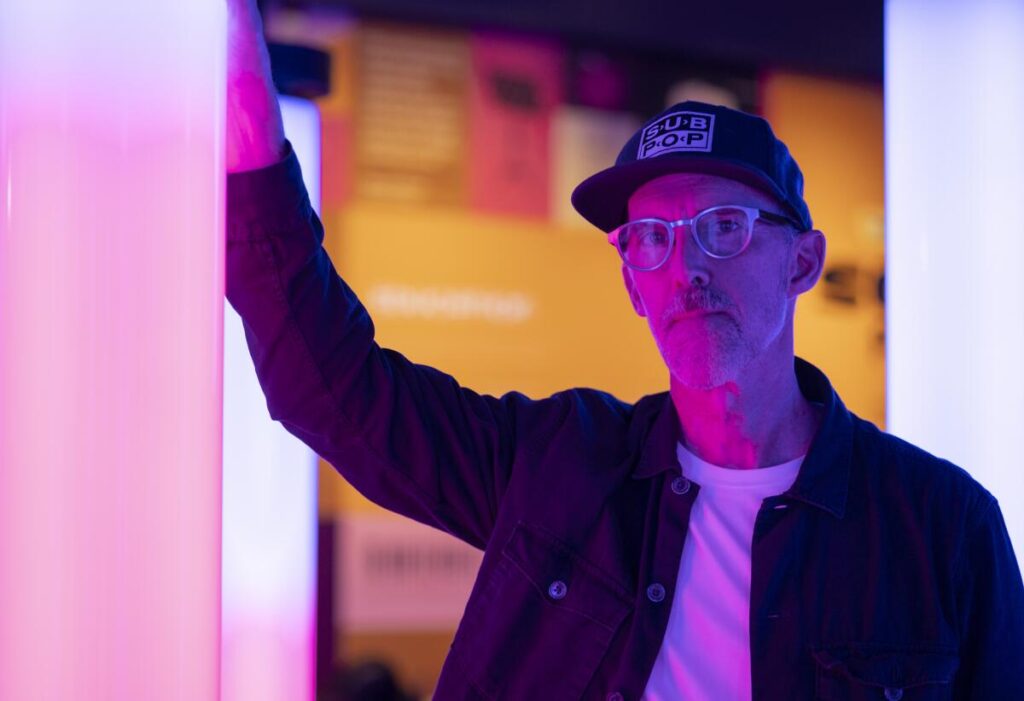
[643,442,803,701]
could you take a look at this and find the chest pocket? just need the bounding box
[451,521,634,700]
[812,644,959,701]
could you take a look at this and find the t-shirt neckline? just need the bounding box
[676,441,804,492]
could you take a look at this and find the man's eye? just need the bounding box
[640,230,668,246]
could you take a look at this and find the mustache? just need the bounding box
[662,288,732,324]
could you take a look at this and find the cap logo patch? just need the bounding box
[638,111,714,159]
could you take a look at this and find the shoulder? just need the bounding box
[499,385,634,424]
[849,414,995,514]
[500,386,656,463]
[496,385,634,437]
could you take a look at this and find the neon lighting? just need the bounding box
[0,2,225,699]
[885,0,1024,557]
[221,95,321,701]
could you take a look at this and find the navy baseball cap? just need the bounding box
[571,100,813,233]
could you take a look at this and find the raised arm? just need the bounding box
[223,3,570,549]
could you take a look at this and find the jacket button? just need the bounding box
[884,689,903,701]
[548,580,568,600]
[646,582,666,603]
[671,476,690,495]
[607,693,624,701]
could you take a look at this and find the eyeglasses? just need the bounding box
[607,205,803,271]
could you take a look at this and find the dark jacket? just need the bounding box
[226,145,1024,700]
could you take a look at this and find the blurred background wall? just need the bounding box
[260,2,883,698]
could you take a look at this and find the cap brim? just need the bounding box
[571,155,792,233]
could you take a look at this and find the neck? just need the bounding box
[670,354,821,470]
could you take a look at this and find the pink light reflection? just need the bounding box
[0,3,226,699]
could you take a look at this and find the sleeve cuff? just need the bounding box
[226,140,313,242]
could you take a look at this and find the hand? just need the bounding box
[226,0,286,172]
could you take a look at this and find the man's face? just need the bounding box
[622,172,816,390]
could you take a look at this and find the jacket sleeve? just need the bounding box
[951,494,1024,698]
[225,143,553,550]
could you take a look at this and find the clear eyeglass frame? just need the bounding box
[607,205,803,271]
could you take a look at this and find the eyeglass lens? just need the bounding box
[616,207,752,268]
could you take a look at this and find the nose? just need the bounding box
[669,223,711,288]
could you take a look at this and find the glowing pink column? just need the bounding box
[221,95,321,701]
[0,3,225,701]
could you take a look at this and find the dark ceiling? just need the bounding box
[288,0,883,81]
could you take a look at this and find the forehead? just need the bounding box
[627,172,779,218]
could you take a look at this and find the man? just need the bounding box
[226,1,1024,698]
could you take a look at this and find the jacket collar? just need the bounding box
[631,356,852,519]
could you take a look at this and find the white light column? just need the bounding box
[222,95,321,701]
[0,3,225,701]
[885,0,1024,557]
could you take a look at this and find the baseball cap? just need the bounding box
[571,100,813,233]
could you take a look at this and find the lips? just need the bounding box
[666,309,724,330]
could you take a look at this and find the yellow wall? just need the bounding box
[763,73,886,427]
[318,200,669,516]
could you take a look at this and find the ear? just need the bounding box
[788,229,826,297]
[621,264,647,317]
